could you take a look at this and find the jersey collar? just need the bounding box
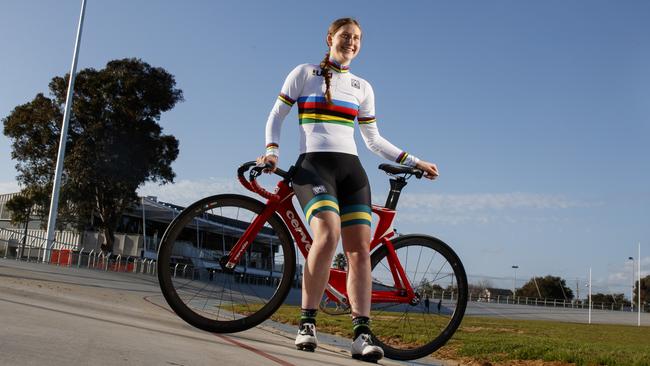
[327,58,350,73]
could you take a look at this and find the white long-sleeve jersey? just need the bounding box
[264,60,420,167]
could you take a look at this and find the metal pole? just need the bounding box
[141,197,146,256]
[589,267,591,324]
[512,265,518,296]
[638,243,641,327]
[629,256,634,312]
[43,0,87,262]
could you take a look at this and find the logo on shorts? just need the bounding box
[351,79,360,89]
[312,185,328,195]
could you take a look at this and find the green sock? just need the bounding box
[300,308,317,327]
[352,316,371,338]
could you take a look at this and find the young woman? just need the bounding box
[259,18,439,362]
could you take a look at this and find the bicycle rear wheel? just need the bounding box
[157,194,296,333]
[369,234,468,360]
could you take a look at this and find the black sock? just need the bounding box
[300,308,317,327]
[352,316,371,339]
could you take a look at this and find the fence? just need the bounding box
[468,293,649,313]
[1,227,157,276]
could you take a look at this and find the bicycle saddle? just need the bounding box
[378,163,423,178]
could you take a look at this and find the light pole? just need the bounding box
[628,256,634,312]
[512,265,519,296]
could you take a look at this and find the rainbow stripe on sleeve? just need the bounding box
[278,93,296,106]
[358,116,376,124]
[396,152,410,165]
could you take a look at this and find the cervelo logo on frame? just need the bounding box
[286,210,311,251]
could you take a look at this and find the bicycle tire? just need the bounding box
[369,234,468,360]
[157,194,296,333]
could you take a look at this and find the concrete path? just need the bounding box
[0,259,447,366]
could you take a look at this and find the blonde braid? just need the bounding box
[319,51,333,104]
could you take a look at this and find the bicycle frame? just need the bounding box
[224,178,417,306]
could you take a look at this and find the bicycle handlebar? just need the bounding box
[237,161,290,200]
[237,160,426,201]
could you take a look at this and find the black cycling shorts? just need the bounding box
[292,152,372,227]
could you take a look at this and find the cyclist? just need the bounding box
[259,17,439,362]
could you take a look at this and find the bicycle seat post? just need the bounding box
[384,177,408,210]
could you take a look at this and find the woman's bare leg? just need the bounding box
[301,211,341,309]
[341,224,372,318]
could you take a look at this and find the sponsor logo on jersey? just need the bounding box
[351,79,360,89]
[312,185,328,195]
[313,69,333,78]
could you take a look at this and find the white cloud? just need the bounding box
[139,178,592,226]
[380,192,588,212]
[137,177,256,206]
[0,181,20,194]
[607,256,650,286]
[370,191,592,226]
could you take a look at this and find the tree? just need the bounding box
[634,275,650,308]
[591,293,625,305]
[3,58,183,252]
[333,253,347,270]
[468,279,494,297]
[418,278,443,297]
[516,275,574,300]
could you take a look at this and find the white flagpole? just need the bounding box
[43,0,88,262]
[589,267,591,324]
[639,242,641,326]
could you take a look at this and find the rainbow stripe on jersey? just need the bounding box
[327,59,350,73]
[298,96,359,128]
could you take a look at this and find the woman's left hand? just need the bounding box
[415,160,439,180]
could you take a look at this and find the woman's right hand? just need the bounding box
[256,154,278,173]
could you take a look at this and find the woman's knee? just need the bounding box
[345,250,370,265]
[310,212,340,247]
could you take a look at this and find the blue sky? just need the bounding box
[1,1,648,296]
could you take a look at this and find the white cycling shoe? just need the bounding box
[351,333,384,363]
[295,323,318,352]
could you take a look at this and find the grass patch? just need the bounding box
[240,304,650,365]
[451,317,650,366]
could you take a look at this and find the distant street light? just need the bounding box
[512,265,519,296]
[628,256,634,312]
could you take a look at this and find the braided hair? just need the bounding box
[320,18,361,104]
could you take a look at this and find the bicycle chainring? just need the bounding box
[319,297,351,315]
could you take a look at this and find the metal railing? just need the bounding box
[468,293,649,313]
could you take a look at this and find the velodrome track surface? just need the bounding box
[1,259,647,366]
[466,298,649,326]
[0,259,448,366]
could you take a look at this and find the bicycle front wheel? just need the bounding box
[369,234,468,360]
[157,194,296,333]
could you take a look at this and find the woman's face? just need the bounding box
[327,24,362,65]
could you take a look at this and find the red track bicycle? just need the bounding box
[157,161,467,360]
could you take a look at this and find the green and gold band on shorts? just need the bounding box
[340,204,372,227]
[304,194,340,224]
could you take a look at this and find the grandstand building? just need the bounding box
[0,192,297,284]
